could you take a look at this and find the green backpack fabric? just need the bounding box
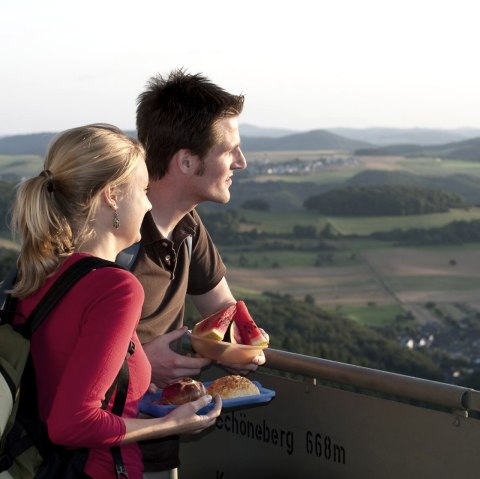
[0,257,131,479]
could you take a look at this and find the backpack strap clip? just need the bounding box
[0,451,13,472]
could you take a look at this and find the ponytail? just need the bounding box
[10,124,144,298]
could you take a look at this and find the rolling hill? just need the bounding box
[241,129,371,152]
[4,126,480,157]
[356,136,480,162]
[0,128,371,156]
[0,130,138,156]
[346,170,480,206]
[329,127,480,146]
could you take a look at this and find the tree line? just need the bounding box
[303,185,466,216]
[371,219,480,245]
[184,293,446,382]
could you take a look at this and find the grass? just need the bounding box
[222,249,354,268]
[432,304,468,321]
[399,157,480,177]
[238,207,480,236]
[238,209,328,234]
[325,208,480,235]
[0,155,42,177]
[385,275,480,292]
[322,303,405,327]
[245,150,353,162]
[250,167,364,185]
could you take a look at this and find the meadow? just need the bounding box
[3,148,480,331]
[236,207,480,235]
[0,155,42,177]
[220,150,480,329]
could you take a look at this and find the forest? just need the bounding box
[303,185,466,216]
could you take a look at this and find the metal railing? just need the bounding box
[263,347,480,413]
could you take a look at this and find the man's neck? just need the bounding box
[148,179,197,240]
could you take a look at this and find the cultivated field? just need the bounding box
[226,245,480,328]
[224,151,480,326]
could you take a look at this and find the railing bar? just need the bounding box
[264,348,480,412]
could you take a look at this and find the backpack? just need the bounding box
[0,256,132,479]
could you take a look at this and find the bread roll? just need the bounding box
[207,375,260,399]
[157,378,207,405]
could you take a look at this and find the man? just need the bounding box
[130,69,266,478]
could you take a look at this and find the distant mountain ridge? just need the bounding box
[0,130,137,156]
[240,123,297,138]
[241,129,371,152]
[2,125,480,156]
[0,128,371,155]
[0,132,57,156]
[329,127,480,146]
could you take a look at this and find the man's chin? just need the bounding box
[207,192,231,204]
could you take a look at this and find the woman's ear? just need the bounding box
[103,185,117,210]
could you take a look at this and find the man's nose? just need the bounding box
[233,148,247,170]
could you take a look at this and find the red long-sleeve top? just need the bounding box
[16,253,151,478]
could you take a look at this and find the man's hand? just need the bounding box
[216,348,266,375]
[143,327,211,388]
[217,329,268,375]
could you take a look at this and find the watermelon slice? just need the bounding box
[192,303,236,341]
[232,301,269,347]
[225,319,242,344]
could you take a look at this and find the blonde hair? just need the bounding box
[10,124,145,298]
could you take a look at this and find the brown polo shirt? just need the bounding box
[131,209,225,471]
[133,209,226,344]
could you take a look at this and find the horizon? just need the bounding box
[2,124,480,139]
[3,0,480,135]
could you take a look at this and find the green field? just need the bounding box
[385,275,480,292]
[326,208,480,235]
[3,149,480,330]
[0,155,42,177]
[323,304,406,327]
[399,157,480,177]
[222,248,359,269]
[251,167,364,185]
[238,207,480,236]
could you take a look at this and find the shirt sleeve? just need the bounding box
[46,268,144,448]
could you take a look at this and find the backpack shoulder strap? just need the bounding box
[28,257,119,334]
[115,242,140,270]
[115,234,192,272]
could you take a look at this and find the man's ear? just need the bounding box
[174,149,197,174]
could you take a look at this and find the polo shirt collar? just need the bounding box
[142,211,197,247]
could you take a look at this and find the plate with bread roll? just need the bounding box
[139,376,276,417]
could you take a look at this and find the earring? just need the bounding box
[113,210,120,229]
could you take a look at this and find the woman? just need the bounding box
[9,124,221,478]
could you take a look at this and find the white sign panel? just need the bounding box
[179,372,480,478]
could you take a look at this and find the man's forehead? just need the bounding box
[214,116,240,143]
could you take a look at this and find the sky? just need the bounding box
[2,0,480,136]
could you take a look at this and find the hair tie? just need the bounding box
[39,169,54,193]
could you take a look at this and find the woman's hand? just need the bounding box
[122,394,222,443]
[166,394,222,434]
